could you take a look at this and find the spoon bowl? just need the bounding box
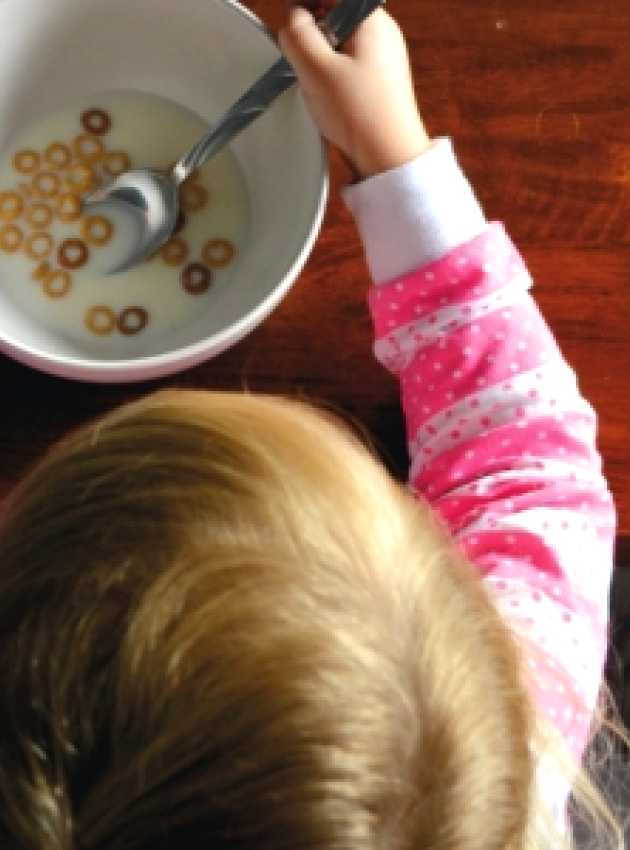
[85,168,179,273]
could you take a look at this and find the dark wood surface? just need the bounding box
[1,0,630,561]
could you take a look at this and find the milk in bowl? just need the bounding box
[0,89,250,358]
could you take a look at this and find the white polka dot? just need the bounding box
[517,341,527,351]
[434,362,442,371]
[471,325,480,334]
[425,271,435,281]
[395,282,405,292]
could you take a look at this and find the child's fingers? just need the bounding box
[286,0,336,22]
[278,6,336,76]
[348,9,403,62]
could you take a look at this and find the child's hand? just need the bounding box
[278,5,433,179]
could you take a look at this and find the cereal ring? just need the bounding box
[81,108,112,136]
[180,182,208,212]
[58,238,89,269]
[43,270,72,299]
[117,306,149,336]
[64,163,96,193]
[0,191,24,222]
[73,134,104,164]
[13,149,40,175]
[33,172,61,198]
[26,203,53,230]
[56,193,82,222]
[0,224,24,253]
[103,151,131,177]
[25,232,53,260]
[81,215,114,246]
[160,236,189,266]
[181,262,212,295]
[85,305,117,336]
[44,142,72,169]
[202,238,235,269]
[32,260,52,281]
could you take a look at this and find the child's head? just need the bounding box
[0,390,605,850]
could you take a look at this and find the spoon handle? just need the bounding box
[174,0,386,183]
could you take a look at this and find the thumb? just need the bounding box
[278,6,335,76]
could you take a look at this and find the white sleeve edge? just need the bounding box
[342,137,489,285]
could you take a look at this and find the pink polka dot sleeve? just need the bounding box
[368,222,616,765]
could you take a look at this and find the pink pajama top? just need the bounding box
[343,138,616,834]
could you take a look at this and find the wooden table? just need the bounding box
[1,0,629,563]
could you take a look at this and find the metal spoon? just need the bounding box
[83,0,385,274]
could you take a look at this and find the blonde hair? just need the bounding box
[0,389,626,850]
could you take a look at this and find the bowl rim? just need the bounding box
[0,0,330,383]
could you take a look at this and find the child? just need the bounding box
[0,7,627,850]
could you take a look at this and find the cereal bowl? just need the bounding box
[0,0,328,382]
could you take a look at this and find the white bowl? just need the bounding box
[0,0,328,382]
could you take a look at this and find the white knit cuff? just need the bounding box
[342,137,488,284]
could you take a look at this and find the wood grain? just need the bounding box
[1,0,629,560]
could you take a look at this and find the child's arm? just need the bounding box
[280,6,617,779]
